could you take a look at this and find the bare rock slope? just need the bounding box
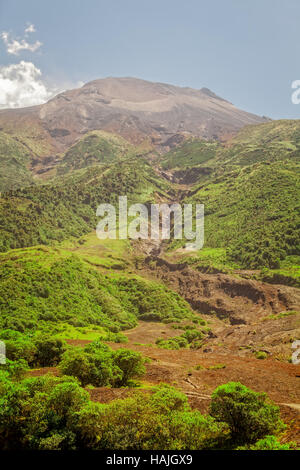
[0,77,267,153]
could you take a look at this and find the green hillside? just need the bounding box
[159,138,219,170]
[0,246,195,333]
[57,130,137,174]
[165,121,300,272]
[0,131,34,192]
[218,120,300,166]
[180,160,300,269]
[0,158,171,251]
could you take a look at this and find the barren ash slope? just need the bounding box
[0,76,267,152]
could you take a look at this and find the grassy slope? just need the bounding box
[218,119,300,166]
[0,244,196,333]
[159,138,219,170]
[0,118,299,275]
[166,121,300,276]
[0,115,56,190]
[0,158,172,251]
[184,160,299,269]
[57,130,138,175]
[0,114,54,156]
[0,131,34,192]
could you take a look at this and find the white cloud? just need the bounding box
[0,61,55,108]
[1,24,42,55]
[0,24,84,109]
[25,24,36,35]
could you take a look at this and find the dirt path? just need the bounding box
[281,403,300,412]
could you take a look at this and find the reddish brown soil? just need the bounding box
[139,256,300,325]
[28,366,58,377]
[27,321,300,445]
[107,321,300,445]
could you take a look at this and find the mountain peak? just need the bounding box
[0,76,266,152]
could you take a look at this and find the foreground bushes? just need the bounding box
[0,374,228,450]
[210,382,285,444]
[0,366,292,451]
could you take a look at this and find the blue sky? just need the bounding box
[0,0,300,118]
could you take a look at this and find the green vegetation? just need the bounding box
[0,158,171,251]
[171,160,300,269]
[239,435,296,450]
[156,327,206,349]
[0,329,66,367]
[160,138,219,170]
[0,247,195,333]
[0,115,299,451]
[57,131,137,174]
[210,382,285,444]
[207,364,226,370]
[194,363,227,371]
[254,351,268,360]
[218,120,300,166]
[0,372,289,450]
[0,120,299,274]
[264,310,299,321]
[0,131,34,192]
[160,121,300,273]
[59,341,145,387]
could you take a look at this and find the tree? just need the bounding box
[33,335,66,367]
[59,348,122,387]
[0,329,37,365]
[112,348,145,386]
[75,385,229,450]
[209,382,285,444]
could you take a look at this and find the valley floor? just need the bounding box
[28,320,300,446]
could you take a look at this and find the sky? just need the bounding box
[0,0,300,118]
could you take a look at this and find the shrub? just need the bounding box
[255,351,268,360]
[0,330,37,365]
[210,382,285,444]
[246,435,296,450]
[112,348,146,386]
[0,330,67,367]
[59,347,122,387]
[1,358,29,379]
[155,328,205,350]
[33,335,67,367]
[59,341,145,387]
[0,374,89,450]
[75,385,230,450]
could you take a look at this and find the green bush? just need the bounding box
[156,328,205,350]
[59,347,122,387]
[75,384,230,450]
[0,330,67,367]
[255,351,268,360]
[112,349,146,386]
[1,374,288,451]
[210,382,285,444]
[238,435,296,450]
[0,330,37,365]
[59,341,145,387]
[0,374,89,450]
[33,335,67,367]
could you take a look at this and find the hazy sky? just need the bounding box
[0,0,300,118]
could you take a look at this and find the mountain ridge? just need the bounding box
[0,76,267,154]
